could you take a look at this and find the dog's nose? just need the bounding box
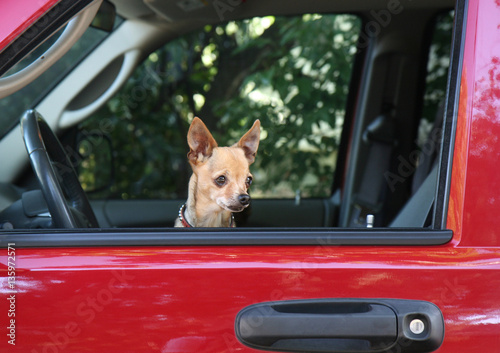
[238,194,251,206]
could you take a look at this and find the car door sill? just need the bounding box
[0,228,452,247]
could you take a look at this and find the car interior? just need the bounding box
[0,0,457,230]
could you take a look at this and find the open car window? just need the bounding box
[68,10,454,230]
[0,4,457,235]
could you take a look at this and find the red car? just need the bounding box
[0,0,499,352]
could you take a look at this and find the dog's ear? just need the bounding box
[187,117,218,164]
[236,120,260,165]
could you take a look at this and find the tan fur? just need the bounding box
[175,117,260,227]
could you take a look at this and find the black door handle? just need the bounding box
[235,299,444,353]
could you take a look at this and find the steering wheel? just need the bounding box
[21,109,99,228]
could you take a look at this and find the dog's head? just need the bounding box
[187,117,260,212]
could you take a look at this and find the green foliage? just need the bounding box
[79,14,362,199]
[417,10,454,146]
[422,10,454,123]
[216,15,360,197]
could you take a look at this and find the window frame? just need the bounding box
[432,0,466,230]
[1,1,465,245]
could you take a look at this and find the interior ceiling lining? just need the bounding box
[112,0,455,22]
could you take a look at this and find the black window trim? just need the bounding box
[432,0,467,229]
[1,228,453,248]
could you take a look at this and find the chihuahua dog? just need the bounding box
[175,117,260,227]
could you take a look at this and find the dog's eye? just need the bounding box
[246,176,253,186]
[215,175,226,186]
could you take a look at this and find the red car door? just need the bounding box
[1,0,500,352]
[0,0,59,53]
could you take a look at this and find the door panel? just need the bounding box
[4,2,500,353]
[2,243,499,352]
